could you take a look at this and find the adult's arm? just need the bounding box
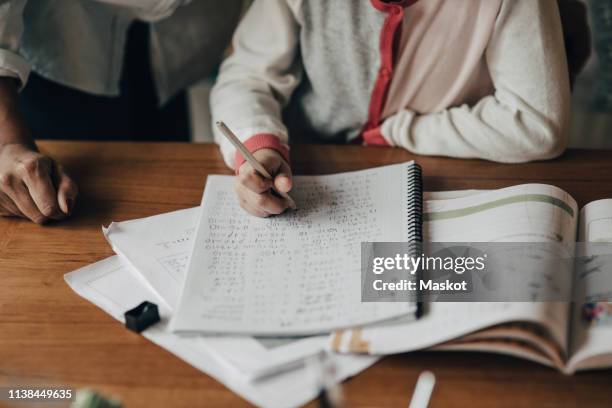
[0,1,77,223]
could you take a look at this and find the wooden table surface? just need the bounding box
[1,141,612,408]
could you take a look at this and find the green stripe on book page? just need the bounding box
[424,194,574,222]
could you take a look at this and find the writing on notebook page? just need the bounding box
[204,175,383,326]
[172,162,418,335]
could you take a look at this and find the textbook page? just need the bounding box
[332,184,578,355]
[567,199,612,373]
[172,163,418,335]
[64,256,378,407]
[104,207,329,378]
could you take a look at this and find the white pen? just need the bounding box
[409,371,436,408]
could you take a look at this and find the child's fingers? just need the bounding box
[238,162,272,192]
[235,181,287,216]
[251,190,287,215]
[238,166,273,193]
[235,150,292,216]
[274,160,293,193]
[235,181,268,217]
[241,200,270,218]
[252,148,284,176]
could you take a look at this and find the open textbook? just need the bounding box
[170,162,423,335]
[331,185,612,374]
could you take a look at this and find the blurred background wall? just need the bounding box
[568,0,612,148]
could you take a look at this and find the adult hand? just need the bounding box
[0,143,78,223]
[0,77,77,224]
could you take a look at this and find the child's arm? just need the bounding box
[377,0,570,163]
[210,0,300,216]
[210,0,301,169]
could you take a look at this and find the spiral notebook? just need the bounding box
[171,161,423,336]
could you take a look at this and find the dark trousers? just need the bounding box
[19,22,190,142]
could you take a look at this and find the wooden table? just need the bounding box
[1,141,611,408]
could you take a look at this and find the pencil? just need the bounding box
[216,121,297,210]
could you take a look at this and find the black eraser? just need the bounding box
[124,301,161,333]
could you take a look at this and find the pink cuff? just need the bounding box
[362,126,390,146]
[234,133,290,173]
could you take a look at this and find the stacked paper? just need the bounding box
[65,164,425,406]
[65,206,377,407]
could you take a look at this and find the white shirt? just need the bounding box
[0,0,240,103]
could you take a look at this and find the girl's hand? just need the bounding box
[235,148,292,217]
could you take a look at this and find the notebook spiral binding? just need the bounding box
[407,163,424,318]
[406,163,423,243]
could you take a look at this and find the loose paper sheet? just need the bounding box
[64,256,378,407]
[104,207,199,308]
